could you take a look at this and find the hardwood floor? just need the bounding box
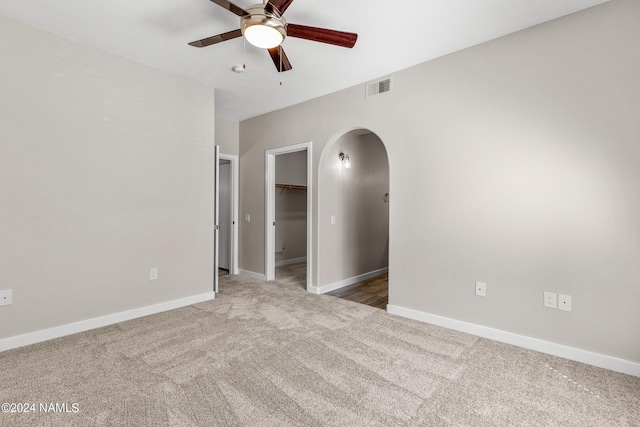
[327,273,388,310]
[271,262,389,310]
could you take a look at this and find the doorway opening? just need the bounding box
[265,142,312,290]
[215,153,239,292]
[318,130,389,309]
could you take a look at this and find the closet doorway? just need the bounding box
[265,142,312,289]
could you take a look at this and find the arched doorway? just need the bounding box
[317,129,390,309]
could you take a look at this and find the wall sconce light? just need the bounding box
[339,152,351,169]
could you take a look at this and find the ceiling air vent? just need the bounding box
[366,76,392,98]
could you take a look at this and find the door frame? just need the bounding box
[219,153,239,276]
[213,146,219,293]
[214,151,239,294]
[265,142,313,289]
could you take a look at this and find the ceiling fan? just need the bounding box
[188,0,358,72]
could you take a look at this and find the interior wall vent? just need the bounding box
[366,76,392,98]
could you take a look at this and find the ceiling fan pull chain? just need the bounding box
[243,38,247,70]
[279,46,283,86]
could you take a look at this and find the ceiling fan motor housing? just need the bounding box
[241,4,287,48]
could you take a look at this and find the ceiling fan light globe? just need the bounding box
[244,25,284,49]
[240,4,287,49]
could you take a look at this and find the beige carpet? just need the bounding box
[1,271,638,426]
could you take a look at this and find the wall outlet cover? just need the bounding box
[544,291,557,309]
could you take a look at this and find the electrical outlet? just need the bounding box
[559,294,572,312]
[475,281,486,297]
[0,289,12,306]
[544,291,557,309]
[150,268,158,281]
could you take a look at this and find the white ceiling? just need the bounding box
[1,0,607,121]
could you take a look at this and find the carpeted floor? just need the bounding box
[1,272,639,426]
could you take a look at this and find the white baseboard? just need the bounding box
[0,292,215,353]
[387,304,640,378]
[275,256,307,267]
[308,285,322,295]
[238,269,266,281]
[316,267,388,294]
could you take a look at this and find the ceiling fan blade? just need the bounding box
[267,47,293,72]
[188,29,242,47]
[266,0,295,15]
[208,0,247,17]
[287,24,357,48]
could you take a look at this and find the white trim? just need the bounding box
[219,153,239,275]
[275,256,307,267]
[265,152,276,281]
[386,304,640,378]
[308,285,322,295]
[316,268,388,294]
[0,292,215,353]
[213,145,220,293]
[239,269,267,281]
[305,146,313,292]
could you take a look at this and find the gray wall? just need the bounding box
[215,116,239,156]
[0,16,216,339]
[276,150,307,187]
[239,0,640,363]
[319,131,389,285]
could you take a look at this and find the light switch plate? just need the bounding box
[475,281,486,297]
